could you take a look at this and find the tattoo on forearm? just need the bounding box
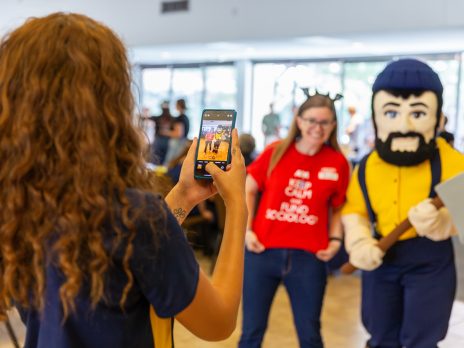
[232,147,236,155]
[173,208,186,221]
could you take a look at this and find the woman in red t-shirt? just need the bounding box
[238,93,350,348]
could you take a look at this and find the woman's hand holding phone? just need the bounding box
[169,128,246,212]
[168,138,218,212]
[204,129,246,208]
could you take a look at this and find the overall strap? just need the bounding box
[429,150,441,198]
[357,153,381,238]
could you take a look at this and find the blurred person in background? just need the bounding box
[261,103,281,146]
[152,101,174,164]
[239,133,257,166]
[164,98,191,165]
[143,101,174,164]
[174,98,190,138]
[345,105,372,166]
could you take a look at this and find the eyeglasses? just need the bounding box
[298,117,334,129]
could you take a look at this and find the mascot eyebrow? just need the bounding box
[410,102,428,108]
[382,102,401,108]
[381,101,429,108]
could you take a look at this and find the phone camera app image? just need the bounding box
[198,123,231,162]
[195,109,236,179]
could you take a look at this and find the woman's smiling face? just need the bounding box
[296,106,335,147]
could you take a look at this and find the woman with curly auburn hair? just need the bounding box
[0,12,247,348]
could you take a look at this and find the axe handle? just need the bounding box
[340,196,444,274]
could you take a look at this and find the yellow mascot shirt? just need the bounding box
[342,138,464,240]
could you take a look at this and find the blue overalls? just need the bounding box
[358,152,456,348]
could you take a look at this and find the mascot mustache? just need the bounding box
[375,131,437,166]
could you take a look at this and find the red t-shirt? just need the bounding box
[247,142,349,253]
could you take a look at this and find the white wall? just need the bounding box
[2,0,464,47]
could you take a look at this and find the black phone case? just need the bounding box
[194,109,237,180]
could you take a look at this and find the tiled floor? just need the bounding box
[2,245,464,348]
[173,274,464,348]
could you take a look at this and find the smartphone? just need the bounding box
[194,109,237,179]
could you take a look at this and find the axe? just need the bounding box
[340,172,464,274]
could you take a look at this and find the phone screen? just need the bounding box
[194,109,236,179]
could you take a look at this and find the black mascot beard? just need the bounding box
[375,131,437,166]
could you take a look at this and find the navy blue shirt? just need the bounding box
[174,114,190,138]
[18,190,199,348]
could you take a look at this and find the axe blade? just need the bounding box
[435,172,464,243]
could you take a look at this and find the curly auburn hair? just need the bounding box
[0,13,163,319]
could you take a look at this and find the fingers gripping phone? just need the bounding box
[194,109,237,179]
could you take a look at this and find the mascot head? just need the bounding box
[371,58,443,166]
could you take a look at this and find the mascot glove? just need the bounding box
[408,198,457,241]
[342,214,385,271]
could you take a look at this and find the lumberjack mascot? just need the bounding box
[342,58,464,348]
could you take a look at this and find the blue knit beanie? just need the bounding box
[372,58,443,96]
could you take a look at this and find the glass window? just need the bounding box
[456,54,464,151]
[171,68,204,138]
[141,64,237,140]
[425,57,461,150]
[205,65,237,108]
[251,63,288,150]
[342,61,386,127]
[251,62,342,150]
[342,61,387,158]
[142,68,172,115]
[141,68,172,143]
[204,65,238,142]
[426,58,459,128]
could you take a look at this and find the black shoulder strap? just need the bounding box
[357,153,380,238]
[358,153,375,224]
[429,150,441,198]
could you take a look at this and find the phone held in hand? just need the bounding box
[194,109,237,179]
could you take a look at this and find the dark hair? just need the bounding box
[176,98,187,110]
[239,133,256,155]
[439,131,455,145]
